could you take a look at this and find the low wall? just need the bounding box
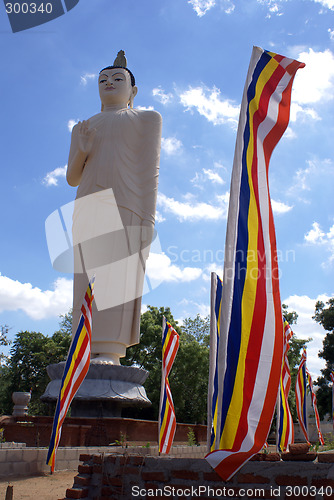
[0,446,111,478]
[61,452,334,500]
[0,415,206,448]
[0,445,207,479]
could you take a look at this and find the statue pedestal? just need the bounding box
[41,362,151,418]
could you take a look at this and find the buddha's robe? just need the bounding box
[69,108,162,360]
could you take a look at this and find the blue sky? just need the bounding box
[0,0,333,379]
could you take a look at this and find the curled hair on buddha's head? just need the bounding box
[99,50,136,87]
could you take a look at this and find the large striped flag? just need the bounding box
[205,46,305,481]
[158,317,179,454]
[208,272,223,451]
[47,276,95,471]
[277,318,294,452]
[295,348,310,444]
[330,371,334,429]
[307,368,324,445]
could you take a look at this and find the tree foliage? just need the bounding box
[314,298,334,419]
[122,307,210,424]
[281,304,311,421]
[0,325,11,364]
[0,313,71,416]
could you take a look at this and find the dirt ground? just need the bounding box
[0,470,77,500]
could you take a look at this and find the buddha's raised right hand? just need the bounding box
[77,120,97,155]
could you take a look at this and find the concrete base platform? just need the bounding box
[41,362,151,417]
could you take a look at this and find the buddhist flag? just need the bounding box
[205,46,304,481]
[277,318,294,452]
[330,371,334,429]
[295,348,310,444]
[47,276,95,472]
[158,317,179,454]
[307,369,324,445]
[208,272,223,452]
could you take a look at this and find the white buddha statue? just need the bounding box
[66,51,162,365]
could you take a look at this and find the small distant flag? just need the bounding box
[46,276,95,472]
[307,369,324,445]
[330,371,334,429]
[205,46,304,481]
[277,318,294,452]
[208,272,223,451]
[295,349,310,444]
[158,317,179,454]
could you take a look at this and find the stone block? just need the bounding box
[22,448,39,462]
[281,452,317,461]
[318,453,334,463]
[5,449,24,462]
[289,443,310,454]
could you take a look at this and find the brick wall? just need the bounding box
[61,452,334,500]
[0,416,207,448]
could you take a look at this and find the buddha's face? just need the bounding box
[98,68,137,109]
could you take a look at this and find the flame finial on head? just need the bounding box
[113,50,127,68]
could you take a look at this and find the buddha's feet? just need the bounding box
[90,354,121,365]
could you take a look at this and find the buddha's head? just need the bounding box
[99,50,137,111]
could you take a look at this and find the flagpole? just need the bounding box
[207,272,216,453]
[275,392,279,454]
[158,317,165,456]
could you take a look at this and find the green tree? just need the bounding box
[314,298,334,419]
[282,303,298,327]
[0,312,72,416]
[181,314,210,345]
[170,321,209,424]
[0,325,11,364]
[122,307,210,424]
[281,304,311,421]
[121,306,181,421]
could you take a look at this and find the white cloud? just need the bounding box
[178,298,210,318]
[271,199,293,215]
[188,0,216,16]
[136,106,155,111]
[0,276,73,320]
[283,126,297,140]
[203,168,225,185]
[305,222,326,244]
[289,102,320,123]
[202,263,225,282]
[257,0,286,17]
[68,119,80,132]
[161,137,183,155]
[80,73,97,86]
[188,0,234,16]
[312,0,334,10]
[158,192,229,221]
[192,168,225,187]
[146,252,202,282]
[152,87,173,105]
[293,49,334,105]
[304,222,334,265]
[221,0,235,14]
[42,165,67,187]
[329,29,334,40]
[155,210,166,223]
[288,158,334,198]
[283,293,332,379]
[179,85,240,127]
